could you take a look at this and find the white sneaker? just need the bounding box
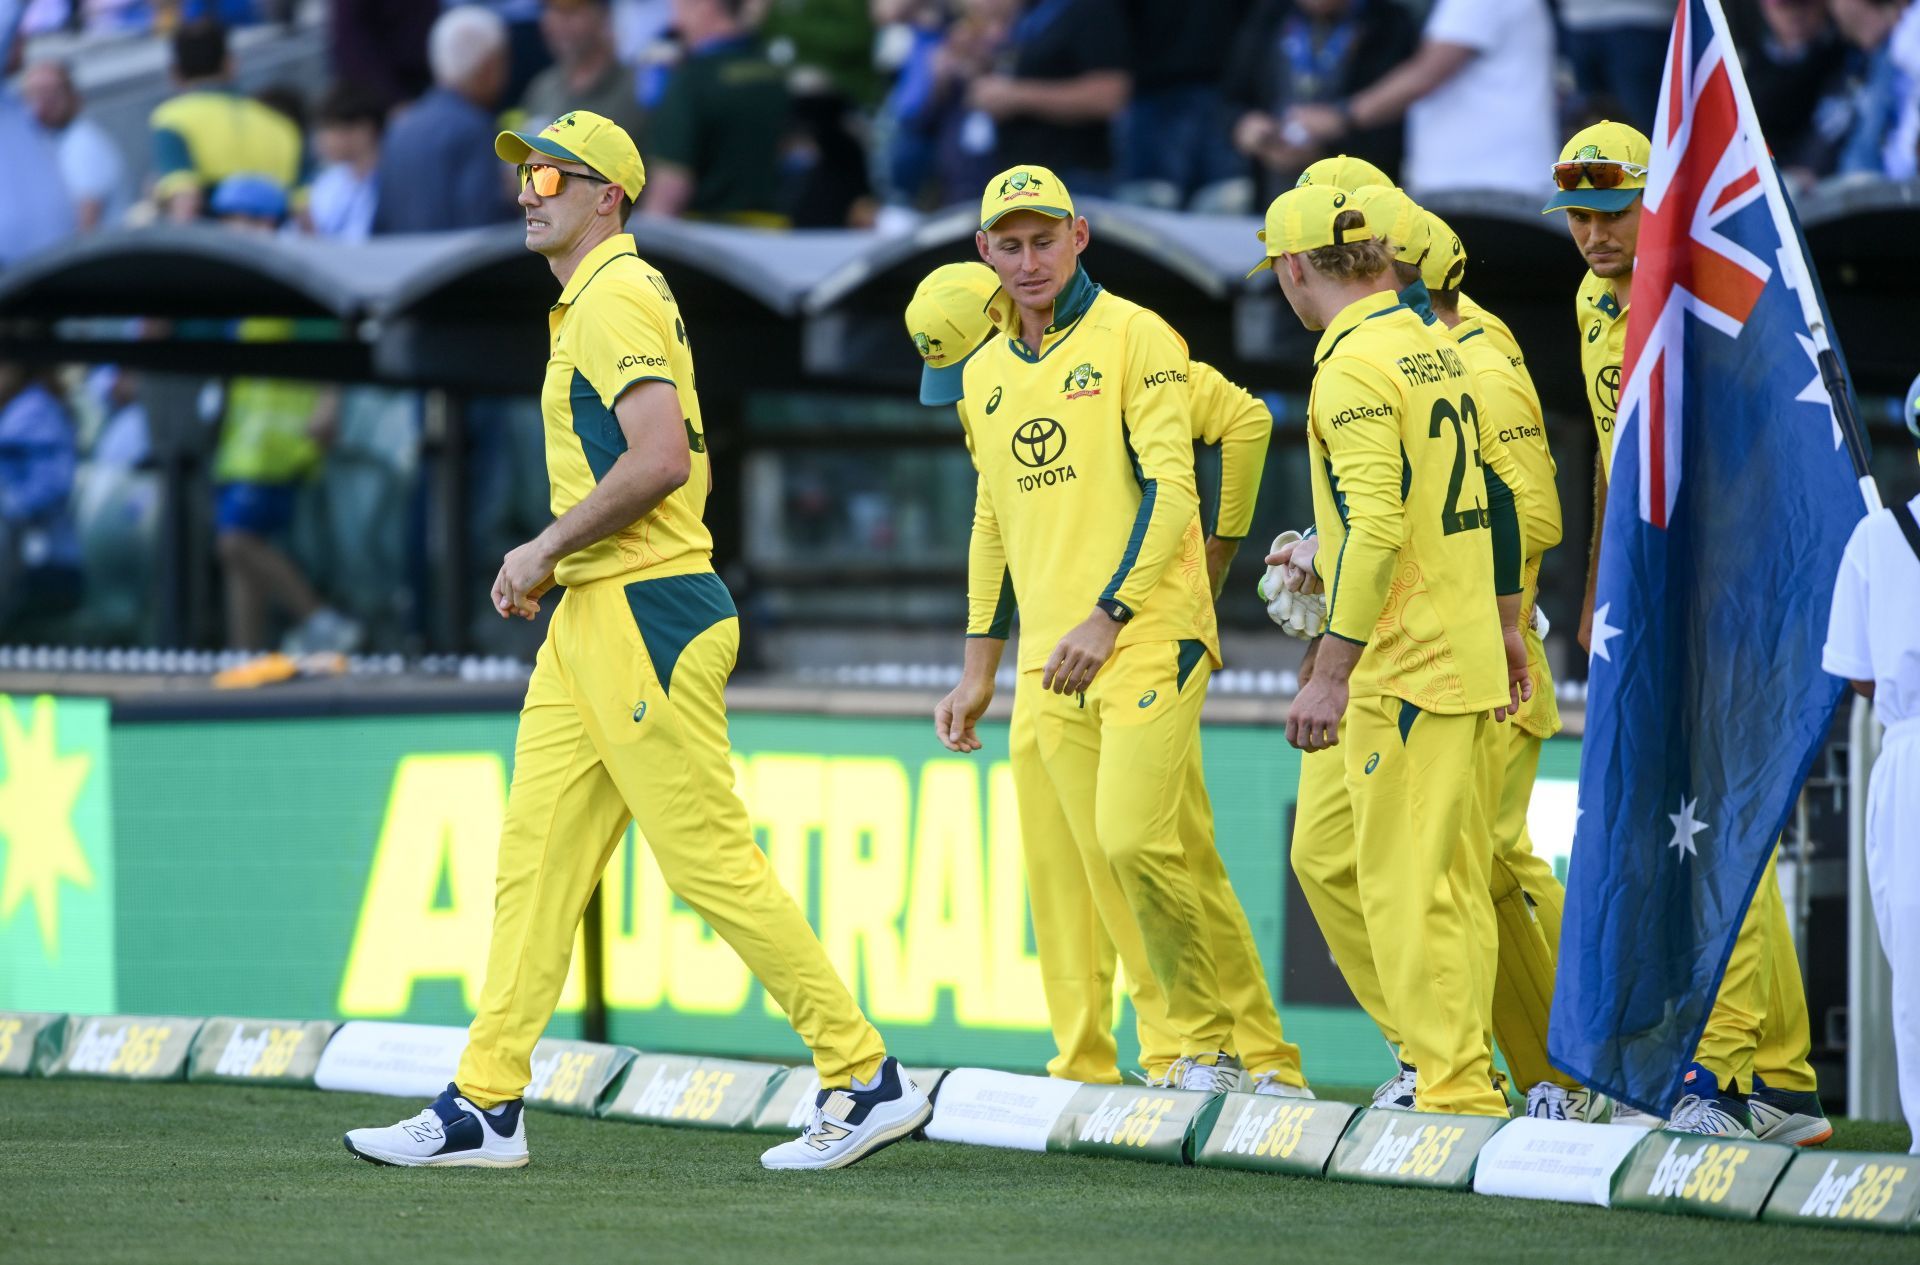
[1568,1087,1611,1122]
[1372,1062,1417,1110]
[760,1057,931,1171]
[1525,1082,1571,1121]
[1249,1071,1315,1098]
[344,1082,528,1168]
[1168,1052,1242,1093]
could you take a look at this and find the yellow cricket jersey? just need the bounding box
[1576,270,1628,478]
[150,89,304,201]
[1189,360,1272,539]
[1306,290,1510,714]
[1457,293,1528,379]
[542,233,713,587]
[1450,312,1564,739]
[960,268,1218,673]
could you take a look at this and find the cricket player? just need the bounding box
[1547,120,1827,1141]
[932,164,1242,1090]
[1254,184,1529,1117]
[344,111,928,1170]
[910,262,1310,1094]
[1823,376,1920,1155]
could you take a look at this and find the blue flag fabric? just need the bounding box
[1546,0,1865,1115]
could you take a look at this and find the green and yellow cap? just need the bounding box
[1542,120,1651,214]
[1349,185,1428,267]
[979,164,1075,229]
[906,263,1009,406]
[1248,186,1373,276]
[1421,210,1466,292]
[1296,154,1393,194]
[495,109,646,200]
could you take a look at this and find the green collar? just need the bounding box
[1008,265,1102,363]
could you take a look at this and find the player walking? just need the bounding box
[343,111,928,1170]
[932,165,1243,1090]
[1547,120,1826,1142]
[912,261,1310,1095]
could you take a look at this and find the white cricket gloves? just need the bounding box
[1258,530,1327,640]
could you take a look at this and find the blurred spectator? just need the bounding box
[970,0,1130,191]
[1833,0,1919,178]
[148,19,304,222]
[0,366,82,625]
[1283,0,1557,197]
[1114,0,1245,208]
[1226,0,1417,201]
[22,60,132,232]
[252,81,309,132]
[329,0,436,110]
[1741,0,1851,184]
[875,0,1012,210]
[762,0,879,106]
[372,6,519,234]
[1557,0,1669,132]
[519,0,646,137]
[307,82,384,242]
[781,87,877,226]
[470,0,553,104]
[0,38,77,262]
[641,0,789,221]
[208,175,360,653]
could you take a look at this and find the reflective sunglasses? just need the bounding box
[1551,160,1650,191]
[518,162,611,197]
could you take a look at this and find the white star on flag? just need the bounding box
[1589,602,1623,663]
[1668,796,1709,859]
[1792,332,1842,449]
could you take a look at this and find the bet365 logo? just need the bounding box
[529,1049,600,1105]
[1358,1116,1466,1178]
[213,1024,303,1078]
[1642,1138,1750,1202]
[632,1063,737,1121]
[1794,1158,1911,1221]
[1220,1102,1314,1160]
[66,1019,172,1075]
[1078,1092,1174,1148]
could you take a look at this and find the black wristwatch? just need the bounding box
[1096,599,1133,624]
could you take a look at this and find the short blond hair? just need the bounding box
[1304,211,1392,282]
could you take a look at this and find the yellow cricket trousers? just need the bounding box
[455,571,886,1106]
[1484,727,1577,1092]
[1012,673,1304,1083]
[1694,847,1818,1094]
[1024,639,1236,1058]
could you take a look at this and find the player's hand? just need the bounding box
[1044,610,1121,695]
[1266,534,1321,595]
[1287,673,1347,751]
[1204,536,1240,599]
[1296,636,1321,688]
[1492,624,1534,722]
[494,539,556,620]
[935,675,995,753]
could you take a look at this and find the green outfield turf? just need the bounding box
[0,1080,1911,1265]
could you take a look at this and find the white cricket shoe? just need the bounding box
[761,1057,931,1171]
[1665,1064,1756,1138]
[1525,1082,1572,1121]
[1249,1071,1315,1098]
[1168,1052,1243,1093]
[344,1082,528,1168]
[1372,1062,1417,1110]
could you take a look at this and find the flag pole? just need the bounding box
[1696,0,1883,513]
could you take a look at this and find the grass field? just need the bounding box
[1,1080,1912,1265]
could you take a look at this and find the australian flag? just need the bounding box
[1547,0,1867,1115]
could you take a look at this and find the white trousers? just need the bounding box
[1868,717,1920,1154]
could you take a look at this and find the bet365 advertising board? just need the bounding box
[0,693,1582,1083]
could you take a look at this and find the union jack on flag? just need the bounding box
[1549,0,1865,1114]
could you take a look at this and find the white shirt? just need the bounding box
[1404,0,1559,199]
[53,115,130,227]
[308,163,379,243]
[1824,493,1920,726]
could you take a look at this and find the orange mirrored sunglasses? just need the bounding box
[1551,160,1650,191]
[518,162,611,197]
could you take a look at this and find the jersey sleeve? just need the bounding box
[1316,358,1406,644]
[1188,361,1272,540]
[1100,313,1200,615]
[571,281,678,411]
[959,402,1016,638]
[1497,368,1563,557]
[1822,521,1874,681]
[1474,408,1523,597]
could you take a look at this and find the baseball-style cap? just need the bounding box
[1350,185,1428,267]
[1248,186,1373,276]
[1421,210,1466,292]
[1296,154,1393,193]
[906,262,1009,406]
[496,109,647,200]
[980,164,1075,229]
[1542,120,1651,214]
